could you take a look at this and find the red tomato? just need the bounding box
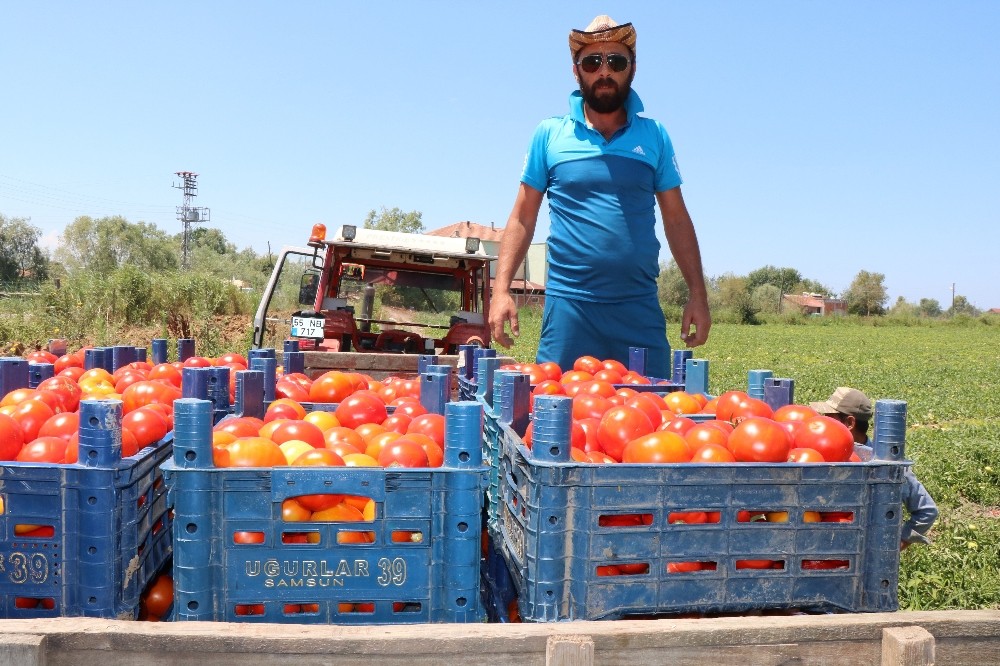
[668,511,708,524]
[120,428,141,458]
[215,416,263,438]
[38,412,80,441]
[793,415,855,462]
[182,356,214,368]
[25,350,58,364]
[0,413,25,460]
[601,358,629,375]
[773,404,819,422]
[592,368,623,384]
[291,449,345,467]
[625,394,665,429]
[54,352,84,373]
[729,397,774,421]
[584,450,616,464]
[538,361,562,382]
[787,447,827,463]
[11,399,55,442]
[36,377,82,412]
[575,417,602,452]
[404,433,443,467]
[667,561,704,573]
[621,431,691,463]
[571,393,612,421]
[573,355,603,375]
[714,390,751,422]
[309,371,355,404]
[690,442,736,463]
[518,363,545,385]
[663,391,703,415]
[596,406,655,462]
[377,437,431,468]
[659,415,697,436]
[407,413,445,447]
[275,378,311,402]
[559,370,594,386]
[335,391,388,429]
[728,417,792,463]
[264,398,307,422]
[685,423,730,450]
[323,426,366,454]
[2,387,38,408]
[218,352,249,367]
[389,398,428,419]
[268,419,326,448]
[143,573,174,618]
[147,363,182,388]
[224,437,287,467]
[16,436,68,463]
[121,381,181,414]
[122,407,171,448]
[381,413,413,434]
[619,371,651,385]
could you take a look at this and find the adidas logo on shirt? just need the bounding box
[632,145,646,156]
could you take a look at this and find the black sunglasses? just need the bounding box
[576,53,631,74]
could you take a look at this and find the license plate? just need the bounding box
[290,316,325,339]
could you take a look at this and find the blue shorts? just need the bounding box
[536,295,672,378]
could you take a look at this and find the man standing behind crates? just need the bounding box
[489,14,711,378]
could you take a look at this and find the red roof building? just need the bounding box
[782,293,847,316]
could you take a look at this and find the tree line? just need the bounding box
[0,208,984,323]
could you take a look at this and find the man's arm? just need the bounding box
[489,183,544,348]
[655,187,711,347]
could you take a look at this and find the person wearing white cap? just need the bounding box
[812,387,939,549]
[489,15,711,379]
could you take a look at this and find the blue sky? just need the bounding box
[2,2,997,309]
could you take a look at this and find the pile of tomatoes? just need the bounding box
[211,369,444,472]
[500,354,857,465]
[0,347,257,464]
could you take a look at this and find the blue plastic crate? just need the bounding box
[163,397,486,624]
[491,394,909,621]
[0,399,173,619]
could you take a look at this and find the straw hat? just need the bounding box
[568,15,636,60]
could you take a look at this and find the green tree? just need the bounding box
[656,259,689,308]
[795,278,835,297]
[918,298,943,318]
[188,227,236,255]
[55,215,179,273]
[844,270,888,316]
[363,207,424,233]
[889,296,916,318]
[0,214,49,282]
[751,284,782,314]
[746,265,802,295]
[947,295,980,317]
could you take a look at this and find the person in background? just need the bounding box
[488,14,711,378]
[811,387,939,549]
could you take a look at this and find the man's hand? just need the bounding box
[489,292,519,349]
[679,298,711,347]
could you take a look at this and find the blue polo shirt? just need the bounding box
[521,89,682,302]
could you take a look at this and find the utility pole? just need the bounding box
[951,282,956,312]
[174,171,211,270]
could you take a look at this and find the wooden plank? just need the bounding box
[546,635,594,666]
[882,626,934,666]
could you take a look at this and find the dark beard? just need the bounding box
[580,72,633,114]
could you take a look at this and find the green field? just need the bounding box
[505,311,1000,610]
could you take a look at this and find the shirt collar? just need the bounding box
[569,89,644,124]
